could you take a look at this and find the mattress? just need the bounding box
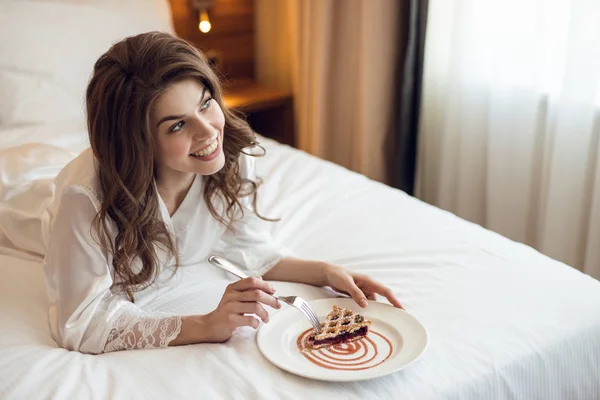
[1,126,599,400]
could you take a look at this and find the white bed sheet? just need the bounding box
[1,128,600,400]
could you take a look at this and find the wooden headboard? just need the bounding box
[168,0,255,81]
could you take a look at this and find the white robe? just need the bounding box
[41,148,291,354]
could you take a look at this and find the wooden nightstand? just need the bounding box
[223,79,295,147]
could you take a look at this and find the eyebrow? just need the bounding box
[156,86,208,128]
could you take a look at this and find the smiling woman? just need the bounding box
[84,32,262,303]
[41,31,402,355]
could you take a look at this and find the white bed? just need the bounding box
[1,124,600,399]
[1,1,600,399]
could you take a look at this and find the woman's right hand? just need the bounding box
[203,277,282,342]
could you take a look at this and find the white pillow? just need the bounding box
[0,0,174,128]
[0,120,90,153]
[0,142,77,258]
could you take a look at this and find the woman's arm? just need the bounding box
[172,276,281,345]
[264,258,404,309]
[171,315,209,346]
[45,187,280,352]
[262,258,329,286]
[44,187,187,353]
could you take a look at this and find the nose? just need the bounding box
[190,113,216,143]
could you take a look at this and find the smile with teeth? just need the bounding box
[190,138,218,157]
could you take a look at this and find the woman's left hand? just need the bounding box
[323,265,404,309]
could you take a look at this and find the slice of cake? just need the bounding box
[306,305,372,350]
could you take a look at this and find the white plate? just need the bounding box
[256,298,428,382]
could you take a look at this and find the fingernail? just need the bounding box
[277,300,282,309]
[360,299,368,307]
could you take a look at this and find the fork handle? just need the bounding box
[208,255,281,302]
[208,255,249,280]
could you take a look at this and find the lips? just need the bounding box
[190,137,218,157]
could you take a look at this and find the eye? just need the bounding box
[200,97,213,111]
[170,121,185,133]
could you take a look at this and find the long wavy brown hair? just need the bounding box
[86,31,265,301]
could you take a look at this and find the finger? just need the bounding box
[233,315,260,330]
[232,302,270,323]
[366,293,377,301]
[344,280,368,308]
[236,289,281,309]
[228,277,275,294]
[375,286,404,309]
[331,286,351,297]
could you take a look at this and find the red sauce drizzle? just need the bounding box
[296,328,393,371]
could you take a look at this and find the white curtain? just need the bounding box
[416,0,600,278]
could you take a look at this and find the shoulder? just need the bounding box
[53,148,102,207]
[44,150,107,249]
[45,148,102,227]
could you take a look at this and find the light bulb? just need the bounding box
[199,9,211,33]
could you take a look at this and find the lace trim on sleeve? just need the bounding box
[103,306,182,353]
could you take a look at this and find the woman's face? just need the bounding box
[151,78,226,184]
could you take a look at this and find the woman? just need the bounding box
[42,31,402,354]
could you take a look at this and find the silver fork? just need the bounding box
[208,255,321,332]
